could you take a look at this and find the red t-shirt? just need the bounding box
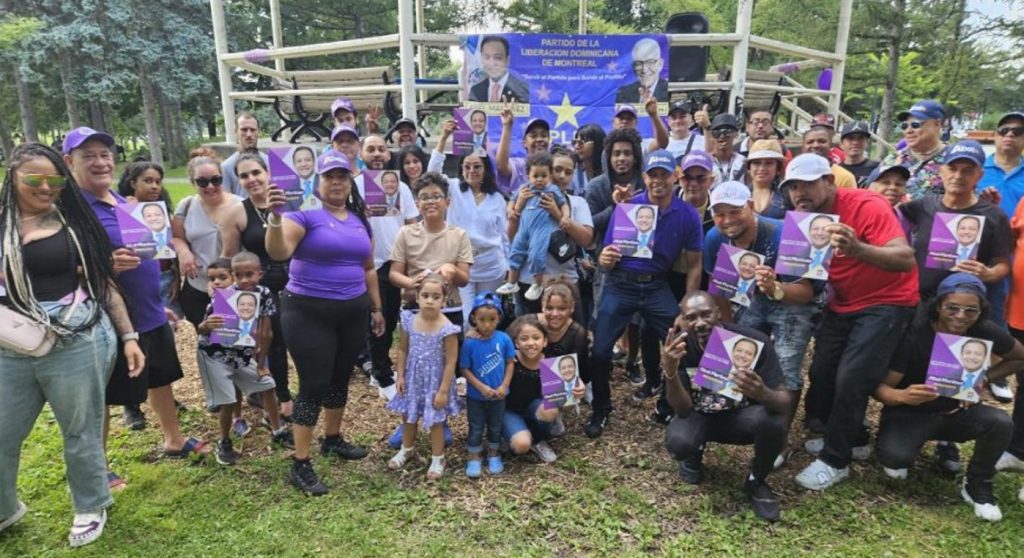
[828,188,920,313]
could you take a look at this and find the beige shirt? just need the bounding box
[389,222,474,308]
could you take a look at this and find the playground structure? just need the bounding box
[209,0,887,149]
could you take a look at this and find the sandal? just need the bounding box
[426,457,445,480]
[68,509,106,548]
[107,471,126,492]
[388,446,414,470]
[163,437,209,461]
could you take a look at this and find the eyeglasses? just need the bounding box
[21,174,67,190]
[997,126,1024,137]
[417,194,446,202]
[711,128,737,138]
[681,173,711,183]
[941,303,981,318]
[749,118,773,127]
[632,60,660,72]
[899,121,924,131]
[194,175,223,188]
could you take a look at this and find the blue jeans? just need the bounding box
[467,397,505,453]
[508,205,559,279]
[502,399,554,443]
[987,278,1008,329]
[0,302,116,517]
[736,299,818,391]
[590,273,678,412]
[804,305,914,469]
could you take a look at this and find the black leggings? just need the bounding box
[281,289,370,427]
[179,281,211,327]
[267,291,291,403]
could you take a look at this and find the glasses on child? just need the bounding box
[417,194,445,202]
[941,303,981,318]
[899,121,924,131]
[997,126,1024,137]
[21,174,67,190]
[194,175,223,188]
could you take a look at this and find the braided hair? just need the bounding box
[0,143,117,334]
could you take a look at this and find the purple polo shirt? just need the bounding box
[605,191,703,275]
[83,189,168,333]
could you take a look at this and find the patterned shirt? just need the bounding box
[883,147,948,200]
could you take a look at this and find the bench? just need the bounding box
[270,66,392,143]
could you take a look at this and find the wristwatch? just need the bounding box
[768,282,785,302]
[121,332,140,343]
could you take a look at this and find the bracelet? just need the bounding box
[120,332,140,343]
[370,307,382,313]
[267,215,283,228]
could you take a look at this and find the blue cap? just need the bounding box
[317,150,353,174]
[865,163,911,185]
[898,100,944,122]
[644,149,676,174]
[943,140,986,168]
[936,272,986,298]
[470,291,503,322]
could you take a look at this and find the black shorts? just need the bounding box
[105,322,184,406]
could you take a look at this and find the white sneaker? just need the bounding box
[495,282,520,295]
[772,453,785,470]
[583,382,593,405]
[378,383,397,402]
[989,381,1014,403]
[795,459,849,491]
[524,282,544,301]
[852,444,872,461]
[804,437,824,456]
[996,451,1024,473]
[368,375,380,388]
[962,479,1003,522]
[530,440,557,463]
[68,509,107,548]
[0,501,27,533]
[550,416,566,438]
[882,467,908,480]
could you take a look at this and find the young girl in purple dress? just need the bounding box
[387,273,462,479]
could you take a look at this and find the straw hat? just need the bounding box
[747,139,785,162]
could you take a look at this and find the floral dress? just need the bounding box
[386,310,462,427]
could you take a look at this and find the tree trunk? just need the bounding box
[13,65,38,143]
[139,68,164,165]
[0,110,14,157]
[88,101,107,131]
[58,52,83,129]
[156,86,174,164]
[171,98,187,165]
[878,0,905,143]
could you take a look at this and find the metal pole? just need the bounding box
[415,0,427,103]
[729,0,754,114]
[210,0,237,144]
[578,0,588,34]
[269,0,286,73]
[397,0,418,120]
[828,0,853,117]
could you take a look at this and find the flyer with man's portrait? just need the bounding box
[694,327,764,402]
[925,332,992,403]
[775,211,839,280]
[708,244,763,307]
[926,212,985,270]
[210,287,262,348]
[115,200,175,260]
[610,203,658,259]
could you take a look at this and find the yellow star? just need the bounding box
[548,93,584,129]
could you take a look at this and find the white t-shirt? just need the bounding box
[354,174,420,269]
[545,194,593,281]
[444,178,509,282]
[666,133,706,160]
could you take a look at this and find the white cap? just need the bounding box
[709,180,752,208]
[781,153,832,188]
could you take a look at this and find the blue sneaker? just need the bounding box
[388,421,454,449]
[487,455,504,475]
[465,458,483,478]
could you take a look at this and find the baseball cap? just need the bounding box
[840,121,871,139]
[330,124,359,142]
[668,100,693,115]
[897,99,944,122]
[644,149,676,174]
[709,180,752,208]
[330,97,357,116]
[385,118,417,141]
[746,139,785,162]
[997,110,1024,127]
[936,272,986,298]
[470,291,503,322]
[943,140,986,168]
[317,150,353,174]
[711,113,739,131]
[63,127,115,154]
[679,150,713,172]
[614,104,638,118]
[525,117,550,133]
[780,153,833,187]
[865,163,910,185]
[811,113,836,130]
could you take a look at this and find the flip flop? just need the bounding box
[106,471,126,492]
[163,437,209,461]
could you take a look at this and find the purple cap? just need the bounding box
[330,97,357,116]
[898,100,944,122]
[679,149,713,172]
[644,149,676,174]
[317,150,353,174]
[330,124,359,142]
[943,140,986,168]
[63,127,115,154]
[614,104,638,118]
[525,118,550,133]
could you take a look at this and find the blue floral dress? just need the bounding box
[386,310,462,426]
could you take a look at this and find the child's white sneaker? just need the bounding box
[524,283,544,301]
[495,282,519,295]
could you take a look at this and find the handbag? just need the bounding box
[0,291,83,357]
[547,197,578,264]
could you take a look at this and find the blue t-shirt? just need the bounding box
[460,331,517,400]
[979,154,1024,217]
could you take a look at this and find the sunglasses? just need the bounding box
[997,126,1024,138]
[194,175,224,188]
[21,174,67,189]
[899,121,924,131]
[711,128,737,139]
[941,303,981,318]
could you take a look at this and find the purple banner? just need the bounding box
[694,327,764,402]
[775,211,838,280]
[708,244,763,307]
[269,146,320,214]
[925,332,991,402]
[452,107,488,156]
[610,203,658,259]
[362,170,402,217]
[925,212,985,270]
[540,354,580,409]
[210,287,261,348]
[115,201,174,260]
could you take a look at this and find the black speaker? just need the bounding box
[665,12,709,84]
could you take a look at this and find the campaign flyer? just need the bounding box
[610,203,658,258]
[774,211,839,280]
[708,244,763,307]
[925,332,992,403]
[363,170,403,217]
[452,107,487,156]
[210,288,261,348]
[925,212,985,270]
[693,327,764,402]
[268,146,320,213]
[115,200,175,260]
[540,354,580,410]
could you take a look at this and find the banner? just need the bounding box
[460,33,670,156]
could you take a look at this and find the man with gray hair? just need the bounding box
[616,38,667,102]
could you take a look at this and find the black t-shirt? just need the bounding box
[899,196,1011,299]
[840,159,880,187]
[506,357,541,415]
[673,322,783,413]
[889,318,1014,413]
[544,321,590,382]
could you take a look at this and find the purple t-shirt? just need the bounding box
[285,209,371,300]
[83,189,167,334]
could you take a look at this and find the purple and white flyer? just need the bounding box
[693,327,764,402]
[115,200,175,260]
[540,354,580,409]
[268,146,320,213]
[925,332,992,403]
[925,212,985,270]
[708,244,763,307]
[210,288,261,348]
[362,170,402,217]
[610,203,658,259]
[775,211,838,280]
[452,107,487,156]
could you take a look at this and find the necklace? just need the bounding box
[252,202,270,228]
